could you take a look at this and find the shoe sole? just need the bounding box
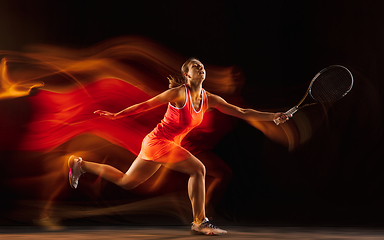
[67,155,76,189]
[190,230,227,236]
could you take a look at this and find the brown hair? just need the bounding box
[168,58,199,88]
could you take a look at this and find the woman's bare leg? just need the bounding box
[161,155,206,222]
[81,157,161,190]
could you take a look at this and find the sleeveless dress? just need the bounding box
[138,84,208,163]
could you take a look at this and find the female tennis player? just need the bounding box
[68,58,289,235]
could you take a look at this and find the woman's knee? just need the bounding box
[192,161,206,178]
[116,174,142,190]
[163,156,206,177]
[120,178,141,190]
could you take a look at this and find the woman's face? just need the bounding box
[186,61,206,82]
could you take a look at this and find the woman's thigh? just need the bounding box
[123,157,162,188]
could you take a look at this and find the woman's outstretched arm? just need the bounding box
[207,93,288,123]
[94,85,184,119]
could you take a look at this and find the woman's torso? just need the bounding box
[150,84,208,144]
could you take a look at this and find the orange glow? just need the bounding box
[0,58,44,99]
[0,36,306,224]
[0,36,242,95]
[247,119,298,150]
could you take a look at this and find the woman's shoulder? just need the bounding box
[205,91,220,99]
[165,84,185,94]
[206,92,227,108]
[166,84,187,107]
[171,84,186,95]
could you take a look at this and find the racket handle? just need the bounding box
[285,106,298,116]
[273,106,298,125]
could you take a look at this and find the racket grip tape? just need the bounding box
[273,106,298,125]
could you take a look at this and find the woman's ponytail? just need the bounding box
[167,75,185,88]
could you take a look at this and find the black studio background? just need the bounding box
[1,0,384,226]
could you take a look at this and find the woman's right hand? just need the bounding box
[94,110,117,120]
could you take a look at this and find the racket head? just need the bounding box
[308,65,354,104]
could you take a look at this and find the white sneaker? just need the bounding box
[68,155,84,189]
[191,218,227,235]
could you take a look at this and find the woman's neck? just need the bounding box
[187,81,203,100]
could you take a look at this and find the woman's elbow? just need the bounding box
[236,108,249,119]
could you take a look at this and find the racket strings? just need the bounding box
[310,67,353,103]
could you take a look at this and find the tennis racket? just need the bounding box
[274,65,354,125]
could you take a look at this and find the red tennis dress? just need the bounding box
[138,85,208,163]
